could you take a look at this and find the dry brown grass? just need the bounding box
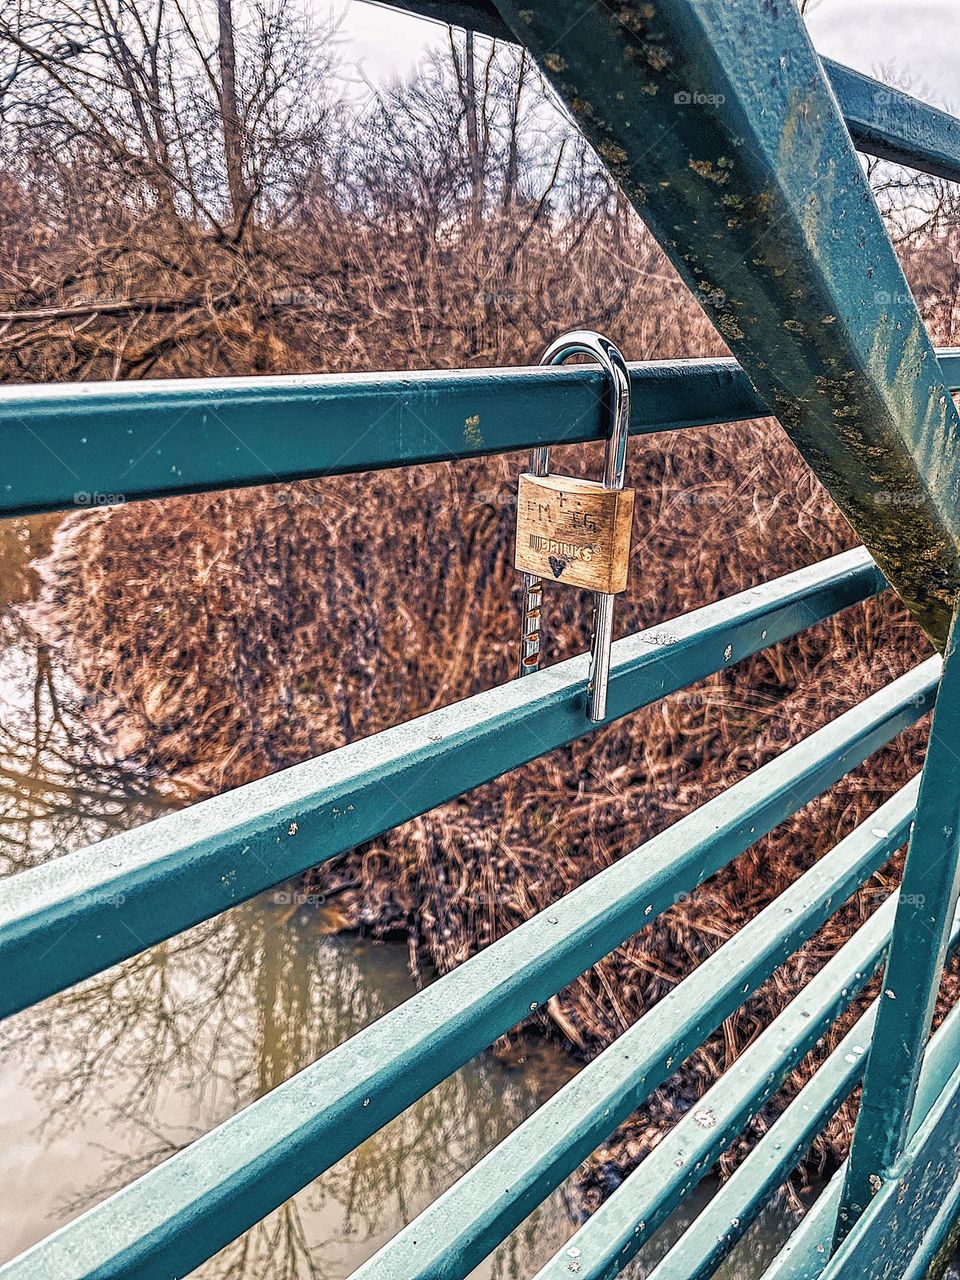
[8,0,960,1221]
[30,202,958,1194]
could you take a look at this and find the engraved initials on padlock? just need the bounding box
[514,330,633,722]
[515,475,634,594]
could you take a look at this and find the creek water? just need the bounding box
[0,513,801,1279]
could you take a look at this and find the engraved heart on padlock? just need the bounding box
[548,555,568,579]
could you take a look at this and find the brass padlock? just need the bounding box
[514,330,633,722]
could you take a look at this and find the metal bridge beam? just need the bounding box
[378,3,960,186]
[835,604,960,1245]
[483,0,960,650]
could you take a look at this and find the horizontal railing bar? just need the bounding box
[759,983,960,1280]
[356,782,918,1280]
[822,60,960,185]
[648,901,960,1280]
[0,357,765,516]
[0,547,886,1020]
[530,888,903,1280]
[0,661,937,1280]
[375,4,960,185]
[2,350,960,517]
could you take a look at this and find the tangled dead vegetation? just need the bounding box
[33,258,952,1193]
[12,11,960,1199]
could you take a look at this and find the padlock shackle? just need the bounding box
[530,330,631,490]
[520,329,632,722]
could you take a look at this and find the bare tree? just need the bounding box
[0,0,342,379]
[216,0,251,233]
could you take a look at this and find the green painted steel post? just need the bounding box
[486,0,960,651]
[836,604,960,1246]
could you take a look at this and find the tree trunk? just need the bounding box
[217,0,252,235]
[463,32,483,227]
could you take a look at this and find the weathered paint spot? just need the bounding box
[464,414,483,448]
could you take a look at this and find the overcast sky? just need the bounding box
[316,0,959,114]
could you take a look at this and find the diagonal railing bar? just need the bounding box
[835,605,960,1244]
[378,4,960,185]
[0,661,937,1280]
[486,0,960,650]
[4,349,959,518]
[0,548,884,1020]
[760,973,960,1280]
[654,911,960,1280]
[654,1027,867,1280]
[352,782,917,1280]
[648,1011,875,1280]
[529,886,904,1280]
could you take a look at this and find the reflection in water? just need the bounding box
[0,516,166,879]
[0,515,796,1279]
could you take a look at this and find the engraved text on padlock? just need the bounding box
[514,474,634,595]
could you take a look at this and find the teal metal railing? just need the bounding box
[0,545,939,1280]
[3,4,960,1278]
[5,350,960,519]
